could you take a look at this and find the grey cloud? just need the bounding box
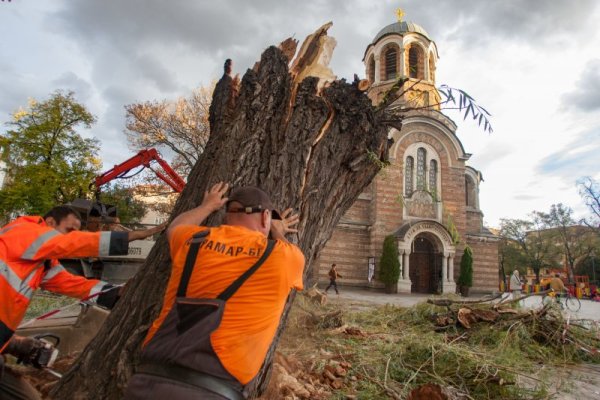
[0,63,50,123]
[50,0,379,80]
[537,128,600,180]
[40,0,381,159]
[467,141,514,171]
[52,72,93,102]
[513,194,541,201]
[133,54,182,93]
[56,0,598,91]
[561,59,600,112]
[90,85,136,162]
[100,85,133,134]
[403,0,598,48]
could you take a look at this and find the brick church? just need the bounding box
[315,20,499,294]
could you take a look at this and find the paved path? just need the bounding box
[326,287,600,322]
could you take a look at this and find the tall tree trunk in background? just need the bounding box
[51,24,390,399]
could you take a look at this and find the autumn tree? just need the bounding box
[124,84,213,178]
[542,203,597,283]
[498,232,528,286]
[578,177,600,236]
[0,91,100,218]
[499,215,557,283]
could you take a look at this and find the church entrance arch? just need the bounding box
[394,220,457,294]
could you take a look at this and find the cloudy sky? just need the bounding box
[1,0,599,226]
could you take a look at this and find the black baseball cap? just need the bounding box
[226,186,281,220]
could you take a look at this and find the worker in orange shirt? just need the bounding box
[124,183,305,400]
[0,205,162,400]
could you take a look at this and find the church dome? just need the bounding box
[371,21,431,44]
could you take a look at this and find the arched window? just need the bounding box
[408,46,423,79]
[416,147,426,190]
[405,156,414,196]
[428,56,435,82]
[465,176,477,207]
[429,159,437,194]
[385,47,397,81]
[368,56,375,83]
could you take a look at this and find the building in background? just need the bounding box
[315,19,499,294]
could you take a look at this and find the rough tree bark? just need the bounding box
[51,24,390,399]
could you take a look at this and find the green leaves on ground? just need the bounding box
[283,299,599,400]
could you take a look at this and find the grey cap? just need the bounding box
[226,186,281,220]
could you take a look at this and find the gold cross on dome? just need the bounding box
[395,8,405,22]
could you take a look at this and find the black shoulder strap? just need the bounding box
[177,230,210,297]
[217,239,276,301]
[177,230,276,300]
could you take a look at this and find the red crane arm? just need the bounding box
[94,149,185,193]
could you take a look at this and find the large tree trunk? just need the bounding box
[51,24,390,399]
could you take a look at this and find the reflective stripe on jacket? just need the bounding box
[0,215,129,352]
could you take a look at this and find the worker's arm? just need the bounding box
[21,220,167,261]
[127,222,167,242]
[270,208,299,243]
[39,261,119,307]
[167,182,229,241]
[20,228,130,260]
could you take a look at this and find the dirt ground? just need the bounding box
[551,364,600,399]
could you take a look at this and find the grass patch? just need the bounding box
[278,297,599,399]
[24,291,76,321]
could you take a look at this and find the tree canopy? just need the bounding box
[0,91,100,217]
[124,84,213,179]
[98,184,149,224]
[578,177,600,236]
[499,203,599,284]
[542,203,597,283]
[499,214,558,282]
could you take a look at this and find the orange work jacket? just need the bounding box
[0,215,129,352]
[144,224,305,385]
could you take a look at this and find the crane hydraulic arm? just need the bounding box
[93,149,186,196]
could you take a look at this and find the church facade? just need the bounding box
[315,21,499,294]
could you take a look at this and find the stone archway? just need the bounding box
[394,220,456,294]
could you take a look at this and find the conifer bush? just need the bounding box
[379,235,400,291]
[458,246,473,294]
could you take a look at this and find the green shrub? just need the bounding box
[379,235,400,284]
[457,246,473,287]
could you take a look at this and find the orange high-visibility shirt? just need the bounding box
[144,224,305,384]
[0,216,129,352]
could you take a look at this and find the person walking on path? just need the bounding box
[325,264,342,295]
